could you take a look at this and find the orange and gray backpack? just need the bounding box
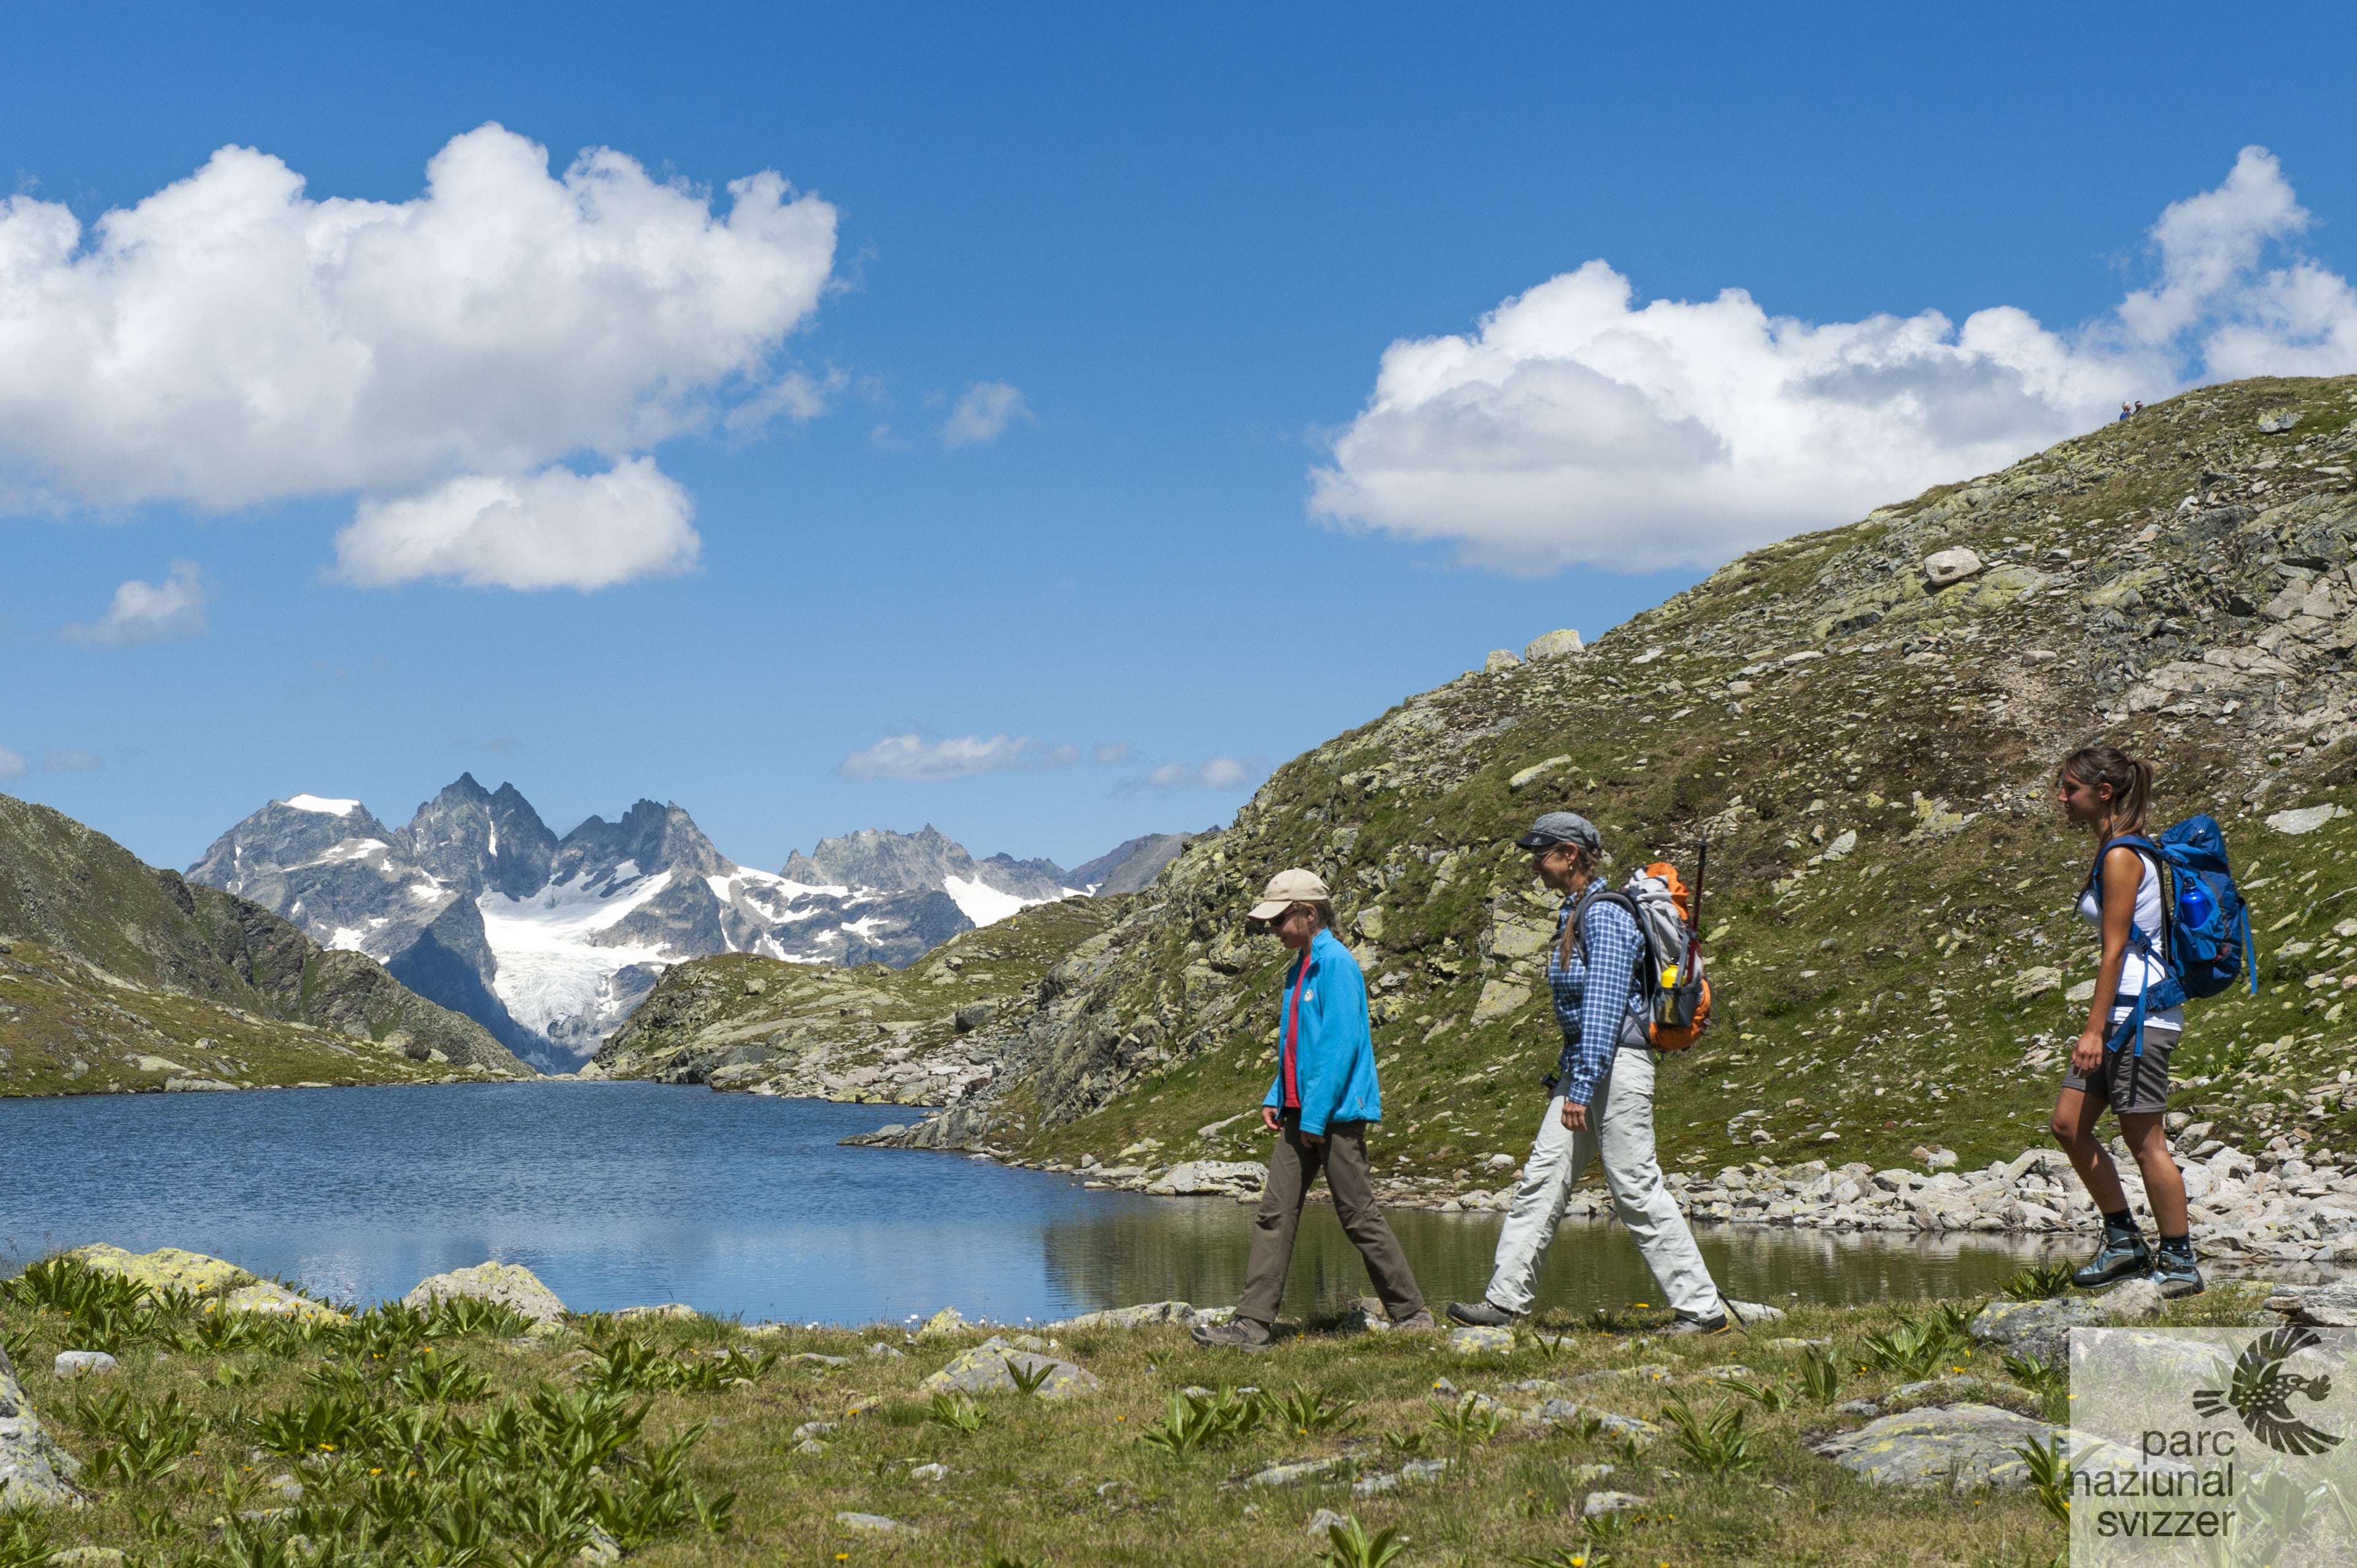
[1587,842,1713,1050]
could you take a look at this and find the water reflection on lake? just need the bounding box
[2,1082,2066,1324]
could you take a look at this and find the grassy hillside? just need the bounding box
[821,375,2357,1186]
[0,792,533,1094]
[586,896,1124,1124]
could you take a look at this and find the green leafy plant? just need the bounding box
[0,1518,47,1568]
[390,1353,492,1404]
[1006,1358,1057,1396]
[1429,1393,1502,1448]
[1860,1315,1962,1381]
[1136,1388,1264,1458]
[1660,1398,1757,1478]
[76,1388,206,1486]
[983,1554,1049,1568]
[2002,1261,2077,1300]
[927,1391,988,1435]
[1320,1516,1409,1568]
[1274,1383,1362,1437]
[1530,1332,1572,1361]
[1798,1350,1841,1405]
[2003,1353,2068,1400]
[1711,1373,1790,1412]
[1509,1550,1611,1568]
[1381,1427,1429,1456]
[2015,1434,2072,1526]
[424,1294,540,1339]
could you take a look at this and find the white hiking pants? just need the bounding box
[1483,1043,1724,1320]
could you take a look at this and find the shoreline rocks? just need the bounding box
[0,1341,81,1511]
[403,1261,567,1330]
[988,1138,2357,1260]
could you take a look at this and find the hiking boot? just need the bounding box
[2073,1234,2153,1289]
[1445,1300,1520,1328]
[1387,1308,1439,1332]
[1191,1316,1272,1351]
[2150,1251,2205,1299]
[1662,1311,1732,1337]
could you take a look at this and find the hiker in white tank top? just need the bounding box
[2074,848,2185,1032]
[2048,745,2199,1298]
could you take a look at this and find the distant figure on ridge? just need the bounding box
[1193,868,1434,1348]
[1449,813,1732,1335]
[2120,401,2134,422]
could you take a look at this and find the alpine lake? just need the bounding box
[2,1081,2070,1323]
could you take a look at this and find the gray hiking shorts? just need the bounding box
[2062,1020,2180,1116]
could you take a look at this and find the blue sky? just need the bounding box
[4,3,2355,874]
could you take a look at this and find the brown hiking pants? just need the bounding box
[1235,1116,1424,1326]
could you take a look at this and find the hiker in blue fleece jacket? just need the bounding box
[1194,868,1432,1348]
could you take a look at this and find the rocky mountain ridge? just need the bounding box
[797,375,2357,1190]
[0,792,532,1094]
[190,781,1185,1070]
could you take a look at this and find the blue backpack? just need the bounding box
[2088,815,2257,1056]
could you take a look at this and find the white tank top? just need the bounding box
[2076,846,2182,1026]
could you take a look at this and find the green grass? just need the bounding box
[4,1254,2293,1565]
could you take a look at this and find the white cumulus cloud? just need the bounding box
[1140,756,1261,790]
[840,732,1079,780]
[62,559,211,646]
[942,381,1030,447]
[0,123,838,589]
[330,459,698,590]
[1311,147,2357,574]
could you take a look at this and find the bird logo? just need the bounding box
[2191,1326,2342,1456]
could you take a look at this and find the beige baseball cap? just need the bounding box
[1248,868,1330,921]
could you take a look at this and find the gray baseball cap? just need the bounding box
[1515,811,1601,852]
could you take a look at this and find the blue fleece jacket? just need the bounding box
[1261,929,1382,1136]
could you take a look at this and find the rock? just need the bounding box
[866,1342,906,1358]
[1968,1296,2112,1369]
[2258,411,2302,434]
[2097,1276,2165,1324]
[1924,548,1986,589]
[402,1262,568,1329]
[1922,1148,1959,1170]
[834,1512,910,1534]
[1582,1490,1649,1517]
[791,1353,851,1367]
[1528,1400,1662,1447]
[916,1307,970,1338]
[1047,1300,1201,1330]
[1811,1404,2055,1490]
[1566,1462,1614,1486]
[224,1281,348,1324]
[794,1438,827,1455]
[1449,1326,1516,1356]
[1525,628,1585,662]
[1350,1472,1397,1497]
[0,1343,81,1510]
[1471,979,1531,1025]
[1766,1337,1833,1354]
[2010,965,2062,1002]
[68,1243,250,1299]
[1247,1458,1342,1488]
[266,1473,303,1503]
[52,1352,117,1379]
[2262,1280,2357,1326]
[1725,1299,1787,1324]
[1484,649,1523,673]
[50,1551,126,1568]
[2266,803,2350,835]
[791,1422,838,1443]
[1399,1458,1450,1483]
[1881,1378,2042,1418]
[1145,1161,1265,1195]
[613,1303,699,1323]
[1306,1507,1353,1538]
[1820,830,1857,860]
[910,1462,947,1481]
[165,1077,241,1091]
[1509,755,1573,791]
[919,1337,1101,1400]
[573,1524,621,1567]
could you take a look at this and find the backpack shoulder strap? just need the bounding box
[1574,889,1653,994]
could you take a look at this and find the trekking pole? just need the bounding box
[1692,832,1709,944]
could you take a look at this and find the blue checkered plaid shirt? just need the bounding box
[1546,892,1649,1109]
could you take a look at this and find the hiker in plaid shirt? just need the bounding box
[1448,811,1731,1335]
